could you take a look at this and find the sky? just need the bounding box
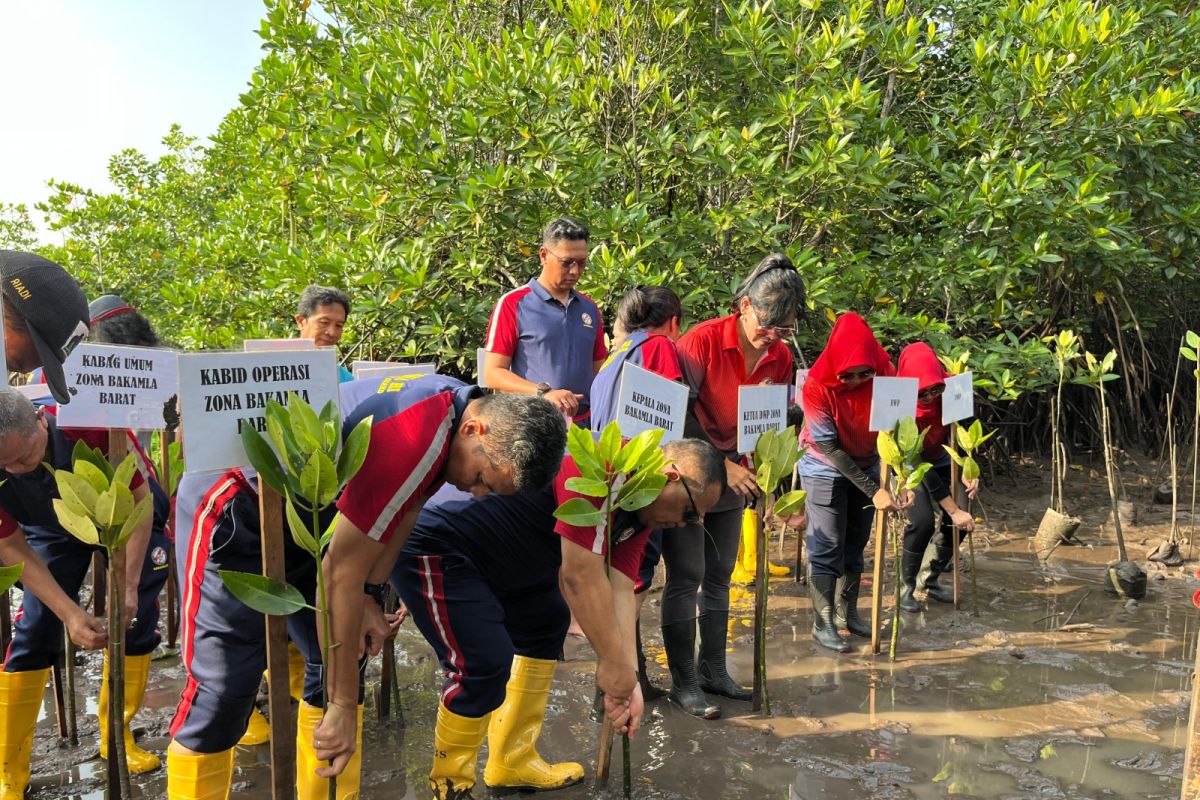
[1,1,268,242]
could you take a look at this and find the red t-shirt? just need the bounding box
[336,393,456,544]
[552,455,651,581]
[677,313,795,453]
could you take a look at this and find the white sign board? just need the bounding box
[57,344,178,430]
[476,348,489,389]
[737,384,789,454]
[351,361,435,379]
[243,338,316,352]
[941,372,975,425]
[615,364,688,442]
[13,383,51,403]
[868,376,919,432]
[178,349,339,473]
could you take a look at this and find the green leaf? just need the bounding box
[905,462,933,489]
[242,424,287,497]
[616,483,667,512]
[71,440,113,480]
[300,449,339,507]
[963,457,981,482]
[1181,347,1197,363]
[115,494,154,549]
[597,422,621,468]
[564,476,610,498]
[553,497,605,528]
[1187,330,1199,349]
[896,417,921,455]
[287,392,324,450]
[0,562,22,593]
[614,428,664,473]
[565,425,602,479]
[943,445,965,466]
[112,452,139,489]
[285,494,320,556]
[55,470,99,519]
[75,460,111,496]
[95,482,135,531]
[318,399,341,450]
[217,570,311,616]
[772,489,807,518]
[877,431,903,470]
[336,416,373,486]
[52,499,100,546]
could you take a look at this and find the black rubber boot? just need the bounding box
[810,575,850,653]
[697,611,752,701]
[835,572,872,638]
[636,618,667,702]
[922,556,955,604]
[661,620,720,719]
[899,548,923,613]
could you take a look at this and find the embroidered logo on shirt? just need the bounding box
[615,526,636,544]
[150,546,168,567]
[581,313,594,329]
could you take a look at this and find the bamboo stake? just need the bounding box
[106,431,131,798]
[791,461,805,584]
[949,427,961,610]
[51,660,68,738]
[64,637,78,744]
[752,496,770,713]
[258,479,296,798]
[870,463,890,655]
[1180,621,1200,799]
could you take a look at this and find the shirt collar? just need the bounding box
[721,313,743,351]
[451,384,485,422]
[528,278,576,306]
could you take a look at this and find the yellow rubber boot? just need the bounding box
[483,656,584,791]
[430,703,489,799]
[238,707,270,746]
[296,702,361,799]
[730,509,756,586]
[166,745,233,800]
[99,652,161,773]
[287,643,306,703]
[0,667,49,800]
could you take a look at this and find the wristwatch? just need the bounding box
[363,582,389,609]
[535,382,553,397]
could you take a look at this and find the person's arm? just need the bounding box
[559,539,636,704]
[483,351,581,414]
[811,438,906,512]
[0,530,106,649]
[121,481,154,623]
[314,510,416,777]
[604,568,643,736]
[923,469,974,530]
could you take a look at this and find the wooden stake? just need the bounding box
[1181,621,1200,799]
[870,463,890,655]
[595,715,614,784]
[258,478,296,798]
[752,497,770,712]
[64,637,78,745]
[51,659,68,738]
[160,432,179,650]
[378,594,399,722]
[106,432,131,798]
[791,461,805,584]
[949,427,961,610]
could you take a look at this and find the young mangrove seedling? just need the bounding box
[945,420,995,615]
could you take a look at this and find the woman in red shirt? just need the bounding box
[895,343,977,611]
[797,314,908,652]
[667,253,806,718]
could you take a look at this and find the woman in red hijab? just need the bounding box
[798,313,907,652]
[895,343,977,611]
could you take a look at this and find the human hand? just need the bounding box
[949,508,976,532]
[543,389,582,416]
[963,478,980,499]
[66,610,107,650]
[872,489,901,513]
[595,659,636,706]
[726,460,762,500]
[359,598,393,658]
[313,702,358,778]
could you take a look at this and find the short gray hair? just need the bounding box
[297,285,351,319]
[0,389,40,438]
[663,438,727,494]
[475,393,567,491]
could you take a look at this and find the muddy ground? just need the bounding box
[19,456,1200,798]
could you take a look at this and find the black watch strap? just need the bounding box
[535,382,553,397]
[364,582,389,608]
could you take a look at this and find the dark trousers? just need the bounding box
[392,551,569,718]
[802,474,876,577]
[4,524,169,671]
[635,530,663,595]
[660,499,742,626]
[903,464,957,565]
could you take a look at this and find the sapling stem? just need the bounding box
[889,512,900,662]
[312,503,338,800]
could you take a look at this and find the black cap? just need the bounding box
[89,294,135,325]
[0,251,89,404]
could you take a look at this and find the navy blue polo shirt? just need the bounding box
[484,279,607,418]
[589,330,683,431]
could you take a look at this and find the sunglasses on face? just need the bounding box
[547,250,587,270]
[748,305,796,338]
[674,466,702,525]
[837,368,876,383]
[918,385,945,400]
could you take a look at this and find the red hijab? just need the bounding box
[897,342,949,457]
[802,313,895,459]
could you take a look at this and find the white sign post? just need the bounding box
[476,349,489,389]
[57,344,178,430]
[737,384,789,454]
[941,372,975,425]
[868,377,919,432]
[615,364,688,442]
[177,349,339,473]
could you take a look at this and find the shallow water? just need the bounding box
[20,494,1200,799]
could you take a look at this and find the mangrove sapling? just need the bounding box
[945,421,995,616]
[750,426,806,714]
[1037,331,1083,552]
[877,418,933,661]
[1182,331,1200,559]
[553,422,671,799]
[51,442,155,799]
[219,394,372,800]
